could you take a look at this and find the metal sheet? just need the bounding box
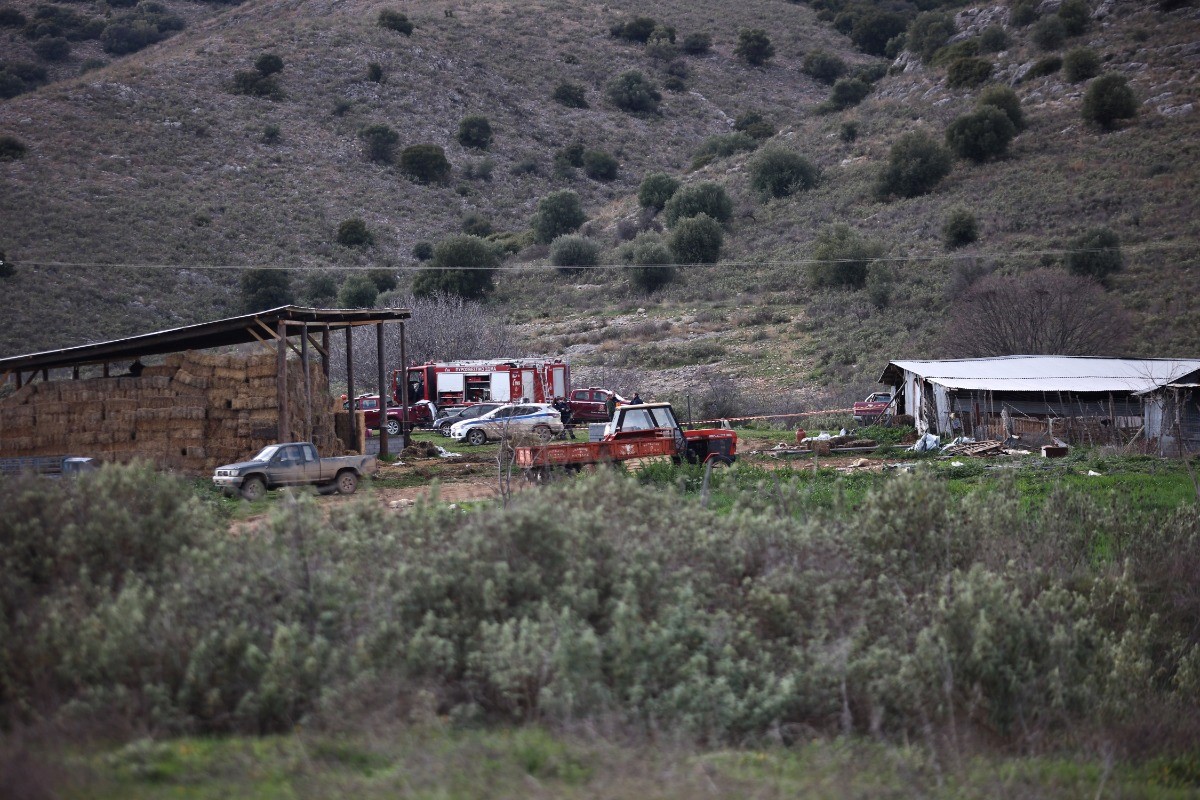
[883,357,1200,394]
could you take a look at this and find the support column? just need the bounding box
[377,322,389,458]
[16,371,22,389]
[277,319,289,442]
[398,321,409,449]
[345,326,357,449]
[302,323,312,442]
[321,328,330,381]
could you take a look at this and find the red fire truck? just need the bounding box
[393,359,571,408]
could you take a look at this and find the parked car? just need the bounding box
[852,391,894,424]
[433,403,502,436]
[449,403,563,446]
[212,442,377,500]
[343,394,433,435]
[567,387,626,422]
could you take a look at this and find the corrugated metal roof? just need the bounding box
[881,356,1200,394]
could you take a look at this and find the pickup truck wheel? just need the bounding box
[240,475,267,501]
[336,470,359,495]
[533,424,553,442]
[385,419,401,436]
[466,428,488,446]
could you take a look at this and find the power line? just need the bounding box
[8,241,1197,272]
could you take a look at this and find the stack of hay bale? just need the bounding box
[0,351,343,474]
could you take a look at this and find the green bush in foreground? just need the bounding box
[638,172,680,211]
[977,84,1025,131]
[735,28,774,66]
[532,190,586,244]
[400,144,451,183]
[662,182,732,228]
[413,234,498,299]
[335,218,372,247]
[1082,73,1137,129]
[549,234,600,272]
[946,106,1017,162]
[605,70,660,113]
[620,232,675,291]
[1063,47,1100,82]
[748,147,819,201]
[942,207,978,249]
[875,131,951,199]
[337,274,379,308]
[668,213,722,264]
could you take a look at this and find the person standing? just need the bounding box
[631,391,643,405]
[605,391,617,421]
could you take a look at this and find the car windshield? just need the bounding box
[252,445,280,462]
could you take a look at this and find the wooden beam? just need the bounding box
[398,321,409,449]
[321,329,330,382]
[246,326,280,354]
[277,319,289,443]
[377,322,389,458]
[345,326,357,449]
[302,323,312,443]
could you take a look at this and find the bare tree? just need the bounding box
[943,269,1130,357]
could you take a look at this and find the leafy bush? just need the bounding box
[412,241,433,261]
[808,224,884,289]
[1024,55,1062,80]
[748,147,819,201]
[457,115,493,150]
[840,120,859,142]
[906,11,955,63]
[619,232,675,291]
[638,173,680,211]
[668,213,722,264]
[734,111,775,140]
[413,235,499,299]
[662,182,732,228]
[33,35,70,61]
[820,77,870,111]
[461,211,493,237]
[261,123,281,144]
[240,268,292,311]
[549,235,600,272]
[0,134,26,160]
[377,9,412,35]
[605,70,660,113]
[366,61,383,82]
[100,5,184,55]
[1031,16,1067,51]
[942,207,978,249]
[555,142,584,169]
[1009,0,1039,27]
[1066,227,1123,282]
[692,132,758,167]
[400,144,451,183]
[680,32,711,55]
[610,16,657,43]
[978,25,1008,53]
[644,26,677,61]
[368,269,397,293]
[801,49,846,84]
[946,106,1017,162]
[977,84,1025,131]
[582,149,618,181]
[946,57,993,89]
[930,38,979,68]
[302,273,338,306]
[0,7,25,27]
[359,124,399,163]
[1057,0,1090,36]
[255,53,284,76]
[1082,73,1137,128]
[1063,47,1100,82]
[849,9,909,56]
[875,131,952,199]
[551,81,587,108]
[338,274,379,308]
[735,28,774,66]
[532,190,586,244]
[336,218,373,247]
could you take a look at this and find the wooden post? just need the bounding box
[377,322,389,458]
[398,321,409,450]
[302,323,312,443]
[277,319,289,442]
[103,363,109,378]
[41,368,48,381]
[73,366,79,380]
[321,328,330,381]
[345,326,357,449]
[15,371,22,388]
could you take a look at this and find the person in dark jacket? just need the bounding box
[631,391,643,405]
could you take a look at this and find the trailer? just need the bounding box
[394,358,570,408]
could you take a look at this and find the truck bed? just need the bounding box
[515,431,677,469]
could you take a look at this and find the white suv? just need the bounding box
[449,403,563,446]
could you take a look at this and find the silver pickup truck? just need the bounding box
[212,442,377,500]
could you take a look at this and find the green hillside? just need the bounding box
[1,0,1198,403]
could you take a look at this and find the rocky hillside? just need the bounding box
[1,0,1197,406]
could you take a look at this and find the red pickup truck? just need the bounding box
[852,391,894,424]
[344,394,433,435]
[566,387,626,423]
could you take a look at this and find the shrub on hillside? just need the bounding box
[413,235,499,300]
[946,57,993,89]
[33,35,70,61]
[692,132,757,168]
[377,9,412,35]
[801,49,847,84]
[808,224,884,289]
[735,28,774,66]
[551,81,587,108]
[875,131,952,199]
[978,25,1008,53]
[303,273,338,306]
[638,173,680,211]
[1009,0,1039,27]
[1082,73,1137,128]
[930,38,979,68]
[0,134,26,160]
[582,149,619,181]
[662,182,732,228]
[619,232,675,291]
[532,190,586,243]
[1031,16,1067,51]
[942,208,978,249]
[100,6,184,55]
[1024,55,1062,80]
[459,212,492,237]
[645,26,677,61]
[606,70,661,113]
[610,16,657,43]
[255,53,283,76]
[668,213,722,264]
[359,123,399,163]
[1057,0,1090,36]
[849,9,909,56]
[1063,47,1100,82]
[820,77,870,111]
[412,241,433,261]
[457,115,493,150]
[906,11,955,63]
[366,61,383,82]
[680,32,711,55]
[336,218,373,247]
[748,147,819,201]
[840,120,860,142]
[549,235,600,273]
[734,111,775,140]
[0,8,25,27]
[400,144,451,183]
[977,84,1025,131]
[338,274,379,308]
[1066,227,1123,283]
[240,268,292,311]
[368,269,397,293]
[946,106,1017,162]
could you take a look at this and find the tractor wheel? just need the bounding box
[336,470,359,495]
[466,428,488,446]
[240,475,266,502]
